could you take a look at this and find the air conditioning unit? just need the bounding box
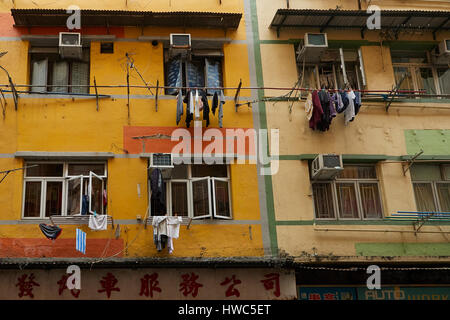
[431,40,450,65]
[59,32,82,59]
[438,39,450,56]
[169,34,192,59]
[311,154,344,180]
[297,33,329,64]
[149,153,174,168]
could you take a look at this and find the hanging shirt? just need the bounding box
[211,91,219,115]
[334,92,345,114]
[39,223,62,240]
[201,91,210,127]
[339,90,349,113]
[329,92,337,118]
[304,92,313,121]
[167,216,182,239]
[183,90,194,128]
[176,90,184,125]
[218,90,225,128]
[344,90,356,125]
[88,214,108,231]
[309,90,324,131]
[194,90,200,119]
[152,216,168,252]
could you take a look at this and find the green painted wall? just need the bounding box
[405,130,450,156]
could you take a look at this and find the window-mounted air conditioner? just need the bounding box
[170,34,191,49]
[59,32,82,59]
[431,39,450,65]
[169,34,192,59]
[149,153,174,168]
[297,33,329,64]
[438,39,450,56]
[311,154,344,180]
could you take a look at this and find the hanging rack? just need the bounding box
[0,165,38,184]
[155,80,159,112]
[94,76,99,111]
[234,79,242,112]
[402,149,424,176]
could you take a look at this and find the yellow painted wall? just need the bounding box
[0,0,265,258]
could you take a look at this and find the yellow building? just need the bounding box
[0,0,296,300]
[255,0,450,300]
[1,0,450,302]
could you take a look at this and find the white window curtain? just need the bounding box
[31,59,48,93]
[413,183,436,212]
[52,61,69,93]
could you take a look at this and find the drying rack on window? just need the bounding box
[144,216,192,230]
[49,214,115,229]
[384,211,450,233]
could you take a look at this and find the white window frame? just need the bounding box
[152,164,232,220]
[190,176,213,220]
[22,161,107,219]
[66,175,83,216]
[211,177,233,220]
[88,171,105,215]
[312,164,383,221]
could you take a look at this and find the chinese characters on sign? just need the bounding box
[98,273,120,298]
[16,273,40,298]
[179,273,204,298]
[57,274,81,298]
[139,273,162,298]
[9,269,293,299]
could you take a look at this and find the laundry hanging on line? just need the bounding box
[306,88,363,131]
[150,168,166,216]
[39,223,62,240]
[88,214,108,231]
[152,215,182,254]
[181,89,225,128]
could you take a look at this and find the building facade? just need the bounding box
[0,0,449,301]
[254,0,450,300]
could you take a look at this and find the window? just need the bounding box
[164,49,223,95]
[312,164,383,220]
[296,47,365,92]
[149,164,232,219]
[391,49,450,95]
[30,47,90,94]
[411,163,450,212]
[22,162,107,218]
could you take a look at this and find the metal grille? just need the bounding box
[171,35,190,47]
[323,155,341,168]
[152,153,172,167]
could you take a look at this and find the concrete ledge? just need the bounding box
[14,151,115,160]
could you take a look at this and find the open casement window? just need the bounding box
[391,49,449,96]
[67,175,83,215]
[170,181,189,217]
[89,171,105,215]
[191,177,212,219]
[211,177,232,219]
[164,49,223,96]
[296,47,365,91]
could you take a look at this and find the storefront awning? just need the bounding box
[270,9,450,38]
[11,9,242,29]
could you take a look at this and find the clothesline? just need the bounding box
[0,83,428,94]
